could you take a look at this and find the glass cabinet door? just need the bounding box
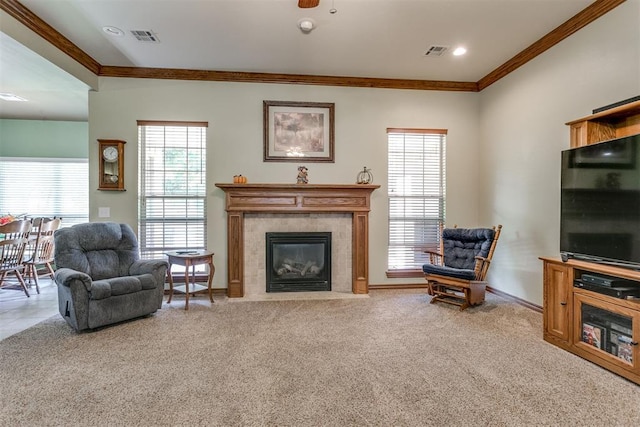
[574,292,638,371]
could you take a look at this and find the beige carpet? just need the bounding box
[1,290,639,426]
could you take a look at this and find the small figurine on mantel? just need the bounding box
[296,165,309,184]
[356,166,373,184]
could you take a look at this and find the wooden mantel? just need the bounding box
[215,183,380,297]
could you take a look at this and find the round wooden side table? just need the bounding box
[165,250,215,310]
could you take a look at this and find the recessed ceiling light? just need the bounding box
[452,47,467,56]
[0,93,28,102]
[102,26,124,37]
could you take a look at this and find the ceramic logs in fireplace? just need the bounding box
[266,232,331,292]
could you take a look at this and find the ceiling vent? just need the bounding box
[423,45,449,57]
[131,30,160,43]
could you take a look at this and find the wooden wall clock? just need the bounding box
[98,139,126,191]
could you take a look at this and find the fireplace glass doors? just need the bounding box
[266,232,331,292]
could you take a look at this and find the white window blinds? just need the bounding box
[0,157,88,226]
[387,129,446,270]
[138,121,207,259]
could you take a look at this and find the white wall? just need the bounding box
[89,80,480,288]
[478,0,640,305]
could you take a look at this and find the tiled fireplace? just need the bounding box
[215,183,379,298]
[244,213,351,297]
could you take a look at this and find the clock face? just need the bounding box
[103,146,119,163]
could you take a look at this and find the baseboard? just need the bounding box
[486,286,542,312]
[369,283,430,290]
[369,283,542,313]
[162,282,541,311]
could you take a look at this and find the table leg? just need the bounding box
[207,258,215,303]
[191,264,197,297]
[167,262,174,304]
[183,260,190,310]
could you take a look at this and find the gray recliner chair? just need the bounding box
[54,222,169,332]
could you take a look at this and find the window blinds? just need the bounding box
[138,122,207,259]
[387,129,446,270]
[0,157,88,226]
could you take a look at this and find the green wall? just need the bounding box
[0,119,88,158]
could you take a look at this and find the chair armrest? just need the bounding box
[424,249,443,265]
[54,268,92,291]
[129,259,169,276]
[473,256,492,280]
[474,256,491,264]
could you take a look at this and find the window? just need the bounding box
[0,157,88,226]
[387,128,446,273]
[138,121,207,260]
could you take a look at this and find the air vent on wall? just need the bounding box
[423,45,449,57]
[131,30,160,42]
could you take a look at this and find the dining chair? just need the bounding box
[0,219,33,297]
[23,217,62,293]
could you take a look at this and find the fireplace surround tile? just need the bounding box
[244,213,352,297]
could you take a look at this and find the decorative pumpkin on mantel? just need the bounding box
[233,175,247,184]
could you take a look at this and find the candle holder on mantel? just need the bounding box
[356,166,373,184]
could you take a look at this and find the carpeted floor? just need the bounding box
[1,290,639,426]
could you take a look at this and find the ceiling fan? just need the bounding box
[298,0,320,8]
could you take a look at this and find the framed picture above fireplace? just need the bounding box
[263,100,335,162]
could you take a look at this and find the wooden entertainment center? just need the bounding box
[542,257,640,384]
[542,99,640,385]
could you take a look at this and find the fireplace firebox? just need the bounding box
[266,232,331,292]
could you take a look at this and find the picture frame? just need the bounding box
[263,100,335,162]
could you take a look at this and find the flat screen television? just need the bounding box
[560,134,640,270]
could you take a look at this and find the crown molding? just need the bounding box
[98,66,479,92]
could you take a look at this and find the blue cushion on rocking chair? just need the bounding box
[422,263,477,281]
[441,228,495,270]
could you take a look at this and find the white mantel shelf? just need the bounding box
[215,183,380,297]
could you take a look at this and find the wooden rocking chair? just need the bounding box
[422,225,502,311]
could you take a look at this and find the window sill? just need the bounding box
[386,269,424,279]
